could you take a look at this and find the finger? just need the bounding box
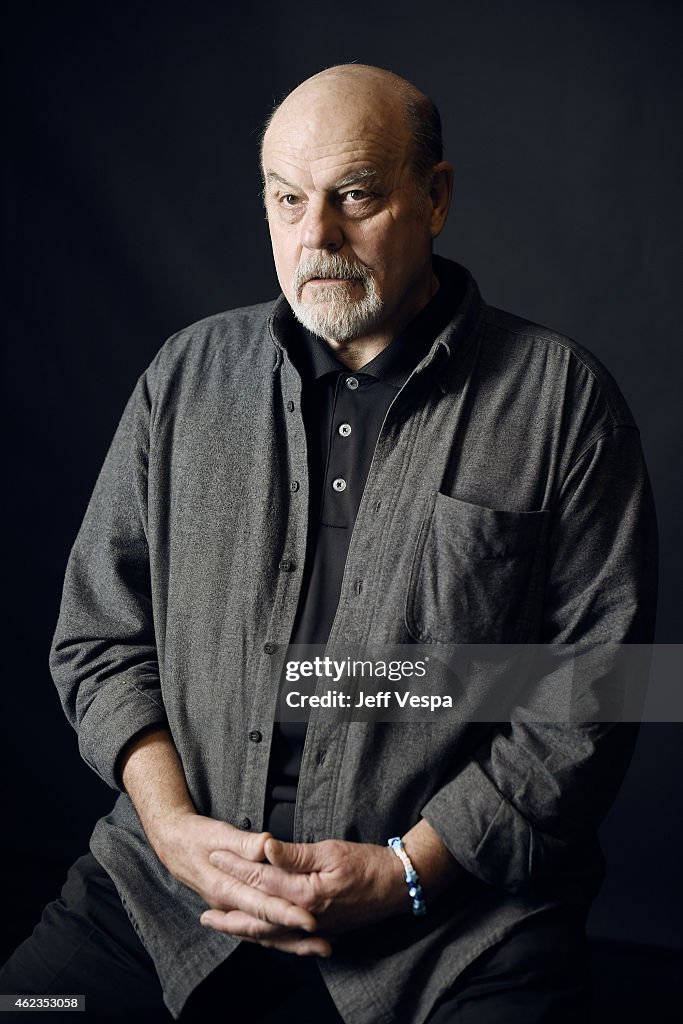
[204,820,273,862]
[209,849,312,903]
[200,910,332,957]
[231,828,273,862]
[240,933,332,957]
[264,838,327,873]
[207,868,317,932]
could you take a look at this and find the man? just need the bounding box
[1,65,657,1022]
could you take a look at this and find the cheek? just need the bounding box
[356,220,413,270]
[269,236,298,289]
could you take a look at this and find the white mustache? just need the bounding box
[294,254,372,298]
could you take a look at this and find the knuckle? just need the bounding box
[299,890,318,913]
[207,878,222,905]
[252,831,270,856]
[239,832,258,858]
[241,916,261,937]
[309,874,328,901]
[255,897,272,922]
[210,876,235,908]
[244,864,264,888]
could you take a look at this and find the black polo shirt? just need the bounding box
[265,263,465,840]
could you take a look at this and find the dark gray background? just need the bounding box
[3,0,682,963]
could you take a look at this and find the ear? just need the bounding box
[428,162,454,239]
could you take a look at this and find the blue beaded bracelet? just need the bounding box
[388,836,427,916]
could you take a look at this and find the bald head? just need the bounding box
[262,64,442,192]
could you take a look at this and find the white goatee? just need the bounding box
[290,253,384,342]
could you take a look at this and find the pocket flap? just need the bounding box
[432,492,548,560]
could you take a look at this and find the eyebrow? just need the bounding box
[264,167,382,192]
[264,171,296,189]
[332,168,382,189]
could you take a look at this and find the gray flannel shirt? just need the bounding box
[50,258,657,1022]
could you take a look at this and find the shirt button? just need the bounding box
[248,730,262,743]
[279,559,294,572]
[338,423,352,437]
[290,480,300,492]
[345,376,359,391]
[286,400,295,412]
[332,478,347,492]
[239,817,252,830]
[263,642,277,654]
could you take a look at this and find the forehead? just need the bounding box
[262,84,413,187]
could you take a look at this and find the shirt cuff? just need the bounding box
[420,759,537,891]
[76,675,168,791]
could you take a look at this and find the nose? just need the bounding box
[300,197,344,252]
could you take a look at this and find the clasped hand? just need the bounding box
[157,812,406,957]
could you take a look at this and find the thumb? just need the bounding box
[265,838,321,873]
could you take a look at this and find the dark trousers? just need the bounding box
[0,853,591,1023]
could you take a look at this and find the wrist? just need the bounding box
[397,819,466,902]
[146,804,197,857]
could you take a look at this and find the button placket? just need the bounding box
[319,369,370,526]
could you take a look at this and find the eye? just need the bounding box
[281,194,301,207]
[343,189,371,202]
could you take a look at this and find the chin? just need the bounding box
[291,294,384,343]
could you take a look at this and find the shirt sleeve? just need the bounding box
[49,370,168,790]
[421,424,658,891]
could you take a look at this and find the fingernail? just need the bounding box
[269,839,283,856]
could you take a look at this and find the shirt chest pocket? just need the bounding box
[405,492,549,644]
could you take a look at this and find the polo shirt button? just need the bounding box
[345,376,359,390]
[239,817,252,830]
[263,642,277,654]
[286,400,295,411]
[279,559,294,572]
[290,480,300,492]
[248,730,262,743]
[332,478,347,492]
[338,423,352,437]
